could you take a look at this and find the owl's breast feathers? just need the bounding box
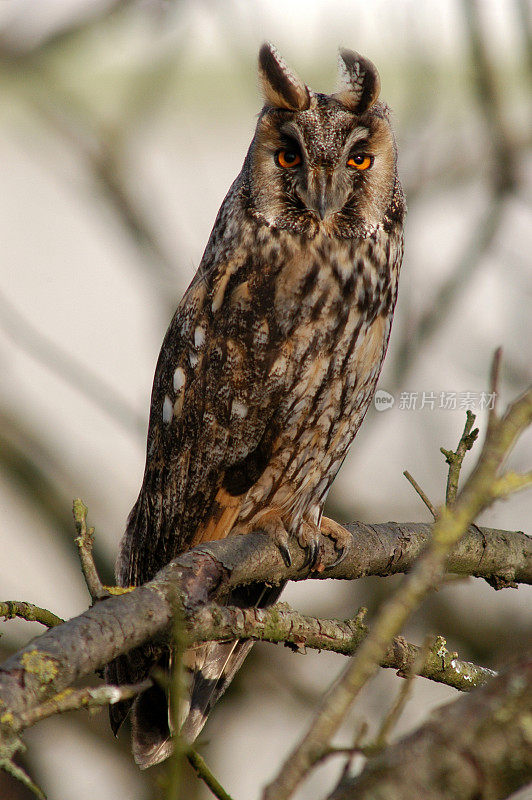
[116,183,404,589]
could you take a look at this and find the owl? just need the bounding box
[106,43,405,768]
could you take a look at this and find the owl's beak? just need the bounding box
[303,171,336,220]
[314,194,328,221]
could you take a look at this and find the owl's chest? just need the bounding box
[240,305,391,526]
[257,234,394,480]
[274,301,390,449]
[267,231,396,416]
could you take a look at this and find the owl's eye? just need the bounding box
[347,154,373,171]
[275,148,302,169]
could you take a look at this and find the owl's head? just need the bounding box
[245,43,399,238]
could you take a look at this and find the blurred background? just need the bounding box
[0,0,530,798]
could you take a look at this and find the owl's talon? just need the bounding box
[257,512,292,568]
[295,520,324,571]
[326,546,347,570]
[320,516,353,569]
[303,539,319,570]
[278,542,292,568]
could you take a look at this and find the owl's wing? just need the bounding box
[117,257,290,589]
[107,253,292,757]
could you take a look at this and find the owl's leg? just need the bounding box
[320,516,353,568]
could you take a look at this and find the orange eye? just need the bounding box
[276,149,302,169]
[347,154,373,171]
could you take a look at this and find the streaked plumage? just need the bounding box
[106,43,405,768]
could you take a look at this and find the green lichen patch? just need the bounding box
[21,651,58,686]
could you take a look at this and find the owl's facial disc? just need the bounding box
[273,121,376,222]
[249,96,396,236]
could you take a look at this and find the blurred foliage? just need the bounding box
[0,1,530,799]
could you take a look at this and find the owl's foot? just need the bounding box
[257,512,293,568]
[320,517,353,568]
[296,520,324,572]
[256,512,323,570]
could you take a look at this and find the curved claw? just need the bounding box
[278,542,292,568]
[302,539,319,571]
[326,545,347,570]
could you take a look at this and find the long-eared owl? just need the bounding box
[106,43,405,768]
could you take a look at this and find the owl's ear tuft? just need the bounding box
[258,42,311,111]
[333,48,381,114]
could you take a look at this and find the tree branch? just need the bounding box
[72,499,109,602]
[262,379,532,800]
[18,679,153,730]
[0,520,529,746]
[402,471,438,517]
[0,601,63,629]
[328,655,532,800]
[188,603,496,692]
[186,750,236,800]
[441,410,479,506]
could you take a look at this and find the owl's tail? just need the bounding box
[106,583,284,769]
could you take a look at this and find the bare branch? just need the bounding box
[72,499,109,602]
[0,520,528,745]
[18,679,153,730]
[372,635,433,749]
[188,604,495,692]
[329,655,532,800]
[402,471,438,517]
[0,760,46,800]
[440,410,479,506]
[186,750,237,800]
[165,601,188,800]
[0,601,63,629]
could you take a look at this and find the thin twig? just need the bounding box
[0,760,46,800]
[403,471,438,518]
[165,598,187,800]
[488,346,503,432]
[0,601,63,629]
[373,635,433,748]
[330,656,532,800]
[440,411,479,506]
[332,720,369,795]
[18,680,153,729]
[315,743,376,765]
[490,470,532,499]
[72,499,109,601]
[187,750,237,800]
